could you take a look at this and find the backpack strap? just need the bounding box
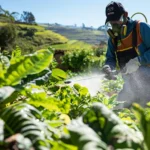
[132,20,142,55]
[132,21,137,50]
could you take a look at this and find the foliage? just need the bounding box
[0,48,53,86]
[35,30,68,45]
[0,42,150,149]
[0,24,16,50]
[101,75,124,96]
[0,5,15,22]
[62,48,105,72]
[20,11,36,24]
[46,25,105,45]
[0,22,68,53]
[24,28,37,37]
[0,103,51,150]
[132,103,150,150]
[62,103,145,150]
[52,40,92,51]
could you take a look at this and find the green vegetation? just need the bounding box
[52,40,93,50]
[0,47,150,150]
[62,48,106,72]
[45,25,107,45]
[0,5,36,24]
[0,22,68,53]
[0,24,16,51]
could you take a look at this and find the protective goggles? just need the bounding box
[106,15,124,28]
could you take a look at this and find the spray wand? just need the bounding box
[64,69,119,84]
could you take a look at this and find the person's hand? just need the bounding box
[102,65,117,80]
[102,65,112,75]
[123,57,140,74]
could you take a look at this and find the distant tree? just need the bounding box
[0,5,15,22]
[20,11,36,24]
[0,24,17,51]
[11,12,20,21]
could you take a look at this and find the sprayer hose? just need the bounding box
[131,12,148,23]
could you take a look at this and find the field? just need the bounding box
[41,24,108,45]
[52,40,93,50]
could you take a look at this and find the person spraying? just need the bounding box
[103,1,150,108]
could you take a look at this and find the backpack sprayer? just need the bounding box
[64,12,148,84]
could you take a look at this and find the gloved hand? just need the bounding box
[123,57,141,74]
[102,65,117,80]
[103,65,112,74]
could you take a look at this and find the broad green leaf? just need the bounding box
[51,141,77,150]
[83,102,144,149]
[132,103,150,150]
[10,46,22,64]
[79,87,89,96]
[51,68,67,80]
[22,85,70,113]
[2,49,53,85]
[22,68,51,85]
[1,103,51,150]
[62,117,107,150]
[73,84,81,91]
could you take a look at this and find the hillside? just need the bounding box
[0,22,69,53]
[52,40,93,51]
[40,24,108,45]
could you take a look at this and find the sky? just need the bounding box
[1,0,150,28]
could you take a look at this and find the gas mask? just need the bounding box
[111,23,122,36]
[106,15,127,38]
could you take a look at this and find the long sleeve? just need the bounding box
[138,22,150,65]
[105,38,116,69]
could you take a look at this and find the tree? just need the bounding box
[21,11,36,24]
[0,24,16,51]
[0,5,16,22]
[11,12,20,21]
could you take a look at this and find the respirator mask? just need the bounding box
[106,15,127,38]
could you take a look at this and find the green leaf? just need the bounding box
[2,48,53,85]
[83,102,144,149]
[132,103,150,150]
[51,68,67,80]
[22,85,70,114]
[51,141,77,150]
[22,68,51,85]
[79,87,89,96]
[62,117,107,150]
[1,103,51,150]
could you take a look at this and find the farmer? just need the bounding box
[103,1,150,108]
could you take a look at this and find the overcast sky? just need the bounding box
[1,0,150,27]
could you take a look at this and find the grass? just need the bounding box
[43,25,107,45]
[0,22,8,26]
[0,21,70,53]
[18,24,45,32]
[35,30,68,44]
[52,40,93,50]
